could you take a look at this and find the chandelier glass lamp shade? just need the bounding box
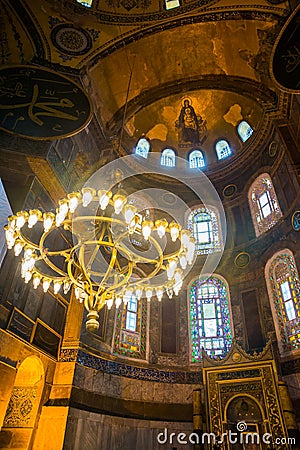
[5,185,195,332]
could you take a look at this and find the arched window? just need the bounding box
[189,275,233,362]
[189,150,205,169]
[266,250,300,353]
[187,207,222,255]
[76,0,93,6]
[161,149,176,167]
[215,140,232,160]
[134,138,150,159]
[248,173,282,236]
[113,293,148,360]
[237,120,254,142]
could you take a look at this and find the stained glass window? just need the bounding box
[161,149,176,167]
[267,251,300,352]
[113,295,148,360]
[215,140,232,160]
[135,138,150,159]
[76,0,93,7]
[165,0,180,9]
[125,296,138,331]
[249,173,282,236]
[237,120,254,142]
[189,150,205,169]
[189,275,233,362]
[187,207,222,254]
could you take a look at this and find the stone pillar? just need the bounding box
[278,381,299,448]
[33,295,84,450]
[193,388,203,450]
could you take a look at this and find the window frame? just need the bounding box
[160,148,176,168]
[189,275,233,362]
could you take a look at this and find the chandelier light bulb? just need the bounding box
[156,287,163,301]
[167,288,173,299]
[43,213,55,232]
[155,219,168,238]
[55,211,65,227]
[5,227,15,248]
[173,280,182,296]
[7,215,16,230]
[179,253,187,270]
[42,278,50,293]
[32,274,41,289]
[82,188,95,207]
[115,296,122,308]
[113,194,126,215]
[142,220,153,240]
[106,298,114,310]
[98,190,112,210]
[167,259,177,280]
[68,193,80,213]
[124,204,137,225]
[145,287,152,301]
[63,281,71,294]
[16,212,27,229]
[174,268,183,283]
[14,241,23,256]
[24,271,32,284]
[53,281,62,294]
[23,247,33,260]
[28,210,41,228]
[169,222,181,242]
[59,201,69,216]
[135,286,143,300]
[181,230,191,247]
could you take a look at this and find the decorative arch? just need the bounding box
[189,274,233,362]
[215,139,232,160]
[188,149,205,169]
[160,148,176,167]
[248,173,282,236]
[265,249,300,354]
[187,206,222,255]
[2,356,44,448]
[237,120,254,142]
[134,137,151,159]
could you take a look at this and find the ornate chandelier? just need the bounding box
[4,181,195,332]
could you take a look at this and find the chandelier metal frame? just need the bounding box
[5,185,195,331]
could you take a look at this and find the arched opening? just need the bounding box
[1,356,44,449]
[226,395,264,449]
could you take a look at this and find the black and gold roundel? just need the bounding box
[0,65,93,140]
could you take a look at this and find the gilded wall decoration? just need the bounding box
[261,366,287,449]
[207,372,222,438]
[3,386,37,427]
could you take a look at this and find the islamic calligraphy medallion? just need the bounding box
[0,65,93,139]
[270,4,300,93]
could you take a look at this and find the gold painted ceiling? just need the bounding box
[0,0,291,170]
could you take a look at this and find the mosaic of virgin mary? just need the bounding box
[176,98,207,145]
